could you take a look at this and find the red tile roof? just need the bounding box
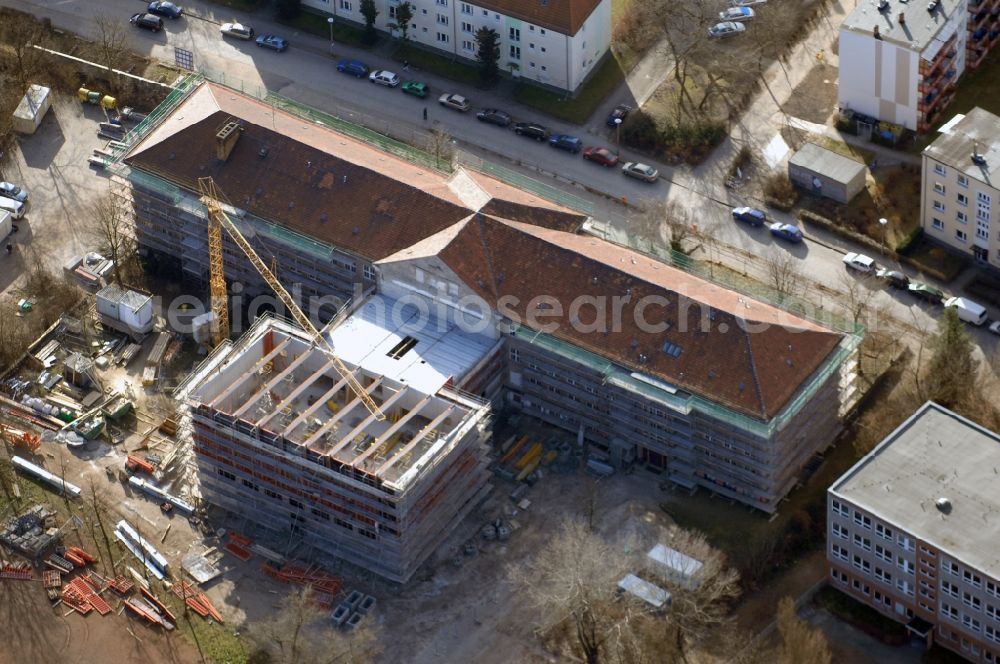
[124,83,584,260]
[473,0,604,34]
[436,216,843,420]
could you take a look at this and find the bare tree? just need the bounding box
[632,200,692,254]
[764,249,801,304]
[776,597,832,664]
[86,480,118,574]
[93,14,131,92]
[425,129,455,170]
[86,190,136,286]
[249,587,380,664]
[1,19,47,91]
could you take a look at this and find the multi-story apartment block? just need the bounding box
[921,107,1000,267]
[838,0,999,133]
[116,79,861,582]
[304,0,611,92]
[828,402,1000,663]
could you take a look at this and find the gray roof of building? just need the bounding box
[831,402,1000,577]
[923,108,1000,186]
[788,143,867,185]
[841,0,965,53]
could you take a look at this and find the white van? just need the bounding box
[0,196,25,220]
[944,296,988,326]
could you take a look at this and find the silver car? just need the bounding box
[708,21,746,37]
[622,162,659,183]
[220,22,255,40]
[369,70,401,87]
[0,182,27,203]
[438,93,471,112]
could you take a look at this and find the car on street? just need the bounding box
[719,6,755,20]
[989,320,1000,336]
[513,122,550,141]
[907,281,944,304]
[439,93,471,112]
[221,22,255,40]
[708,21,747,37]
[875,267,910,289]
[255,35,288,51]
[130,13,164,32]
[622,162,659,182]
[731,206,766,227]
[369,70,401,87]
[147,1,183,18]
[842,252,875,273]
[401,81,429,98]
[337,59,370,77]
[476,109,512,126]
[582,147,620,167]
[0,182,28,203]
[768,222,803,243]
[606,104,632,127]
[549,134,582,153]
[732,0,767,5]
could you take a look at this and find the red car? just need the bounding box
[583,147,620,167]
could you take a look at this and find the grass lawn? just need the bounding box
[280,11,372,49]
[392,44,482,88]
[512,56,625,125]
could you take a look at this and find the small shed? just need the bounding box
[648,543,704,589]
[96,285,154,339]
[787,142,867,204]
[12,85,52,135]
[618,574,671,610]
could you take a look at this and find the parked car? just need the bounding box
[369,70,400,87]
[0,182,27,203]
[130,13,164,32]
[401,81,429,98]
[439,93,471,112]
[622,162,659,182]
[221,22,254,39]
[907,281,944,304]
[875,267,910,289]
[549,134,582,153]
[337,59,370,77]
[988,321,1000,335]
[708,21,747,37]
[255,35,288,51]
[732,0,767,6]
[842,252,875,273]
[719,6,755,20]
[513,122,550,141]
[147,1,183,18]
[731,206,766,227]
[944,296,988,325]
[606,104,632,127]
[768,222,803,243]
[476,109,512,126]
[583,147,620,167]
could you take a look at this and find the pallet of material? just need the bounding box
[108,575,135,594]
[229,532,252,547]
[125,597,174,630]
[223,542,251,561]
[68,577,111,615]
[41,570,62,588]
[46,554,75,573]
[514,442,543,471]
[140,587,177,624]
[172,580,223,623]
[61,587,92,615]
[500,435,530,464]
[68,547,98,564]
[1,562,33,580]
[63,550,87,567]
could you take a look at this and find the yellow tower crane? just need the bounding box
[198,176,385,421]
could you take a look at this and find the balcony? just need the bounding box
[972,27,988,42]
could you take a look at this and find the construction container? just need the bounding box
[101,95,117,110]
[77,87,90,103]
[96,285,154,338]
[13,84,51,135]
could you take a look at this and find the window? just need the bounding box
[264,488,281,500]
[461,21,473,32]
[875,544,893,563]
[363,264,376,281]
[876,567,893,584]
[988,604,999,620]
[436,0,447,5]
[979,191,993,204]
[958,193,969,206]
[854,533,872,551]
[540,65,547,71]
[509,27,520,41]
[217,468,236,481]
[934,200,946,212]
[832,543,849,562]
[977,220,990,239]
[958,174,969,187]
[437,14,449,25]
[875,523,893,540]
[934,164,947,176]
[388,5,396,17]
[241,478,259,491]
[921,545,937,558]
[958,211,968,223]
[541,46,546,53]
[437,31,449,42]
[540,28,546,34]
[957,229,968,241]
[529,61,535,67]
[942,603,960,620]
[462,39,474,51]
[966,570,984,588]
[289,498,303,509]
[898,535,915,552]
[339,0,352,9]
[509,45,520,59]
[854,511,872,530]
[832,523,849,540]
[832,499,850,517]
[988,581,1000,598]
[988,625,1000,644]
[461,2,472,14]
[482,8,487,15]
[529,42,535,49]
[898,580,914,596]
[899,559,914,575]
[853,555,871,573]
[933,217,944,230]
[964,614,983,633]
[965,592,983,610]
[934,182,946,194]
[943,580,960,598]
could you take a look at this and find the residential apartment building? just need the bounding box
[303,0,611,92]
[117,78,860,565]
[828,402,1000,663]
[921,108,1000,268]
[838,0,999,133]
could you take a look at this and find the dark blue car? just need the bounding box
[768,222,803,243]
[549,134,582,153]
[337,59,369,77]
[147,1,183,18]
[606,104,631,127]
[256,35,289,52]
[731,206,766,227]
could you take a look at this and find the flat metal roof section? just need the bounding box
[618,574,671,609]
[648,543,704,588]
[788,143,867,185]
[841,0,966,52]
[923,108,1000,186]
[831,402,1000,578]
[325,295,495,394]
[182,315,485,490]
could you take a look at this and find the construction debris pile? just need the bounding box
[0,504,60,558]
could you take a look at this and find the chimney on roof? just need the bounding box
[874,25,882,39]
[898,11,906,24]
[215,121,242,162]
[972,141,988,166]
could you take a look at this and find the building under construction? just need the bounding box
[177,316,491,582]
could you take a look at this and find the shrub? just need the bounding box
[894,226,923,254]
[764,173,796,200]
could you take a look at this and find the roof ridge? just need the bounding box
[468,214,503,300]
[740,327,768,418]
